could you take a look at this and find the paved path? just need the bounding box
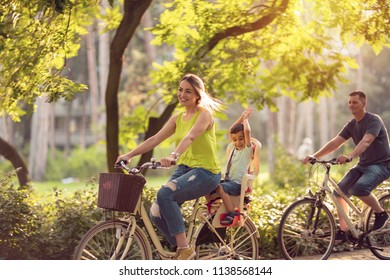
[275,245,383,260]
[328,248,377,260]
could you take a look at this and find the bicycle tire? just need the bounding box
[366,193,390,260]
[193,216,259,260]
[73,220,152,260]
[278,198,336,260]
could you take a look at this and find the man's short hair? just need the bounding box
[230,123,244,134]
[349,91,366,100]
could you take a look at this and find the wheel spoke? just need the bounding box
[195,217,258,260]
[278,198,336,260]
[366,194,390,259]
[74,220,150,260]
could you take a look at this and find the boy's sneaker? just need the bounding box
[175,246,196,260]
[335,228,347,242]
[220,212,235,226]
[371,211,390,232]
[220,209,240,226]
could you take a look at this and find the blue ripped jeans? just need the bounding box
[150,164,221,246]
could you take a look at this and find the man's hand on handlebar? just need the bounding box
[302,155,316,165]
[336,155,352,165]
[302,154,352,165]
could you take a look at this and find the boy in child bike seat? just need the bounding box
[205,108,253,226]
[303,91,390,241]
[116,74,222,260]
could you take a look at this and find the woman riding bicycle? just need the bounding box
[116,73,223,260]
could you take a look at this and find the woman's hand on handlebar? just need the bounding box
[115,155,131,168]
[160,154,176,167]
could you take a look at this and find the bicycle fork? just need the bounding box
[305,193,326,236]
[110,216,137,260]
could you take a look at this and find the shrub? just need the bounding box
[0,171,45,259]
[0,144,353,260]
[0,171,104,259]
[38,184,104,259]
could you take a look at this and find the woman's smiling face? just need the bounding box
[177,80,199,107]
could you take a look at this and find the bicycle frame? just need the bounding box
[322,174,366,239]
[278,158,390,260]
[119,195,250,260]
[117,195,202,259]
[96,160,259,260]
[314,162,389,240]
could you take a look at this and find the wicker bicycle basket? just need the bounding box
[97,173,146,212]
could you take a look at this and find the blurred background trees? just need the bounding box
[0,0,389,260]
[0,0,389,181]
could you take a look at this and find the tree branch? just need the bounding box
[197,0,289,58]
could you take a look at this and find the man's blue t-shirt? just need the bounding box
[339,112,390,166]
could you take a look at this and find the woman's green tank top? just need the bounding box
[175,111,221,174]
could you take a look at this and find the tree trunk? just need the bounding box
[0,136,30,187]
[105,0,290,172]
[80,93,87,149]
[64,102,72,156]
[137,103,178,169]
[287,98,296,153]
[28,98,50,181]
[105,0,153,172]
[293,102,305,151]
[277,96,286,146]
[86,24,99,142]
[266,107,277,174]
[98,0,110,141]
[141,9,156,63]
[48,104,56,159]
[318,97,329,147]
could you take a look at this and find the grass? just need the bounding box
[31,176,170,197]
[31,163,269,197]
[31,180,92,197]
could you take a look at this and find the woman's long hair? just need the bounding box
[180,73,223,112]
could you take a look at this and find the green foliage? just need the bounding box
[150,0,390,110]
[271,142,308,188]
[249,186,301,259]
[0,169,103,259]
[0,0,99,121]
[45,143,107,181]
[247,144,310,258]
[0,170,44,259]
[39,185,103,259]
[119,105,157,150]
[0,155,356,259]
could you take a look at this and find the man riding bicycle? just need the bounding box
[303,91,390,242]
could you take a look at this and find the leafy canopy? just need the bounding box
[0,0,99,121]
[150,0,390,110]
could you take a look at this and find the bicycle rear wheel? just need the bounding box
[278,198,336,260]
[73,220,152,260]
[366,193,390,260]
[194,216,259,260]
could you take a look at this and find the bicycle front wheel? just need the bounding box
[278,198,336,260]
[73,220,152,260]
[194,216,259,260]
[366,193,390,260]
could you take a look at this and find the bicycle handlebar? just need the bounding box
[115,159,175,174]
[308,157,351,165]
